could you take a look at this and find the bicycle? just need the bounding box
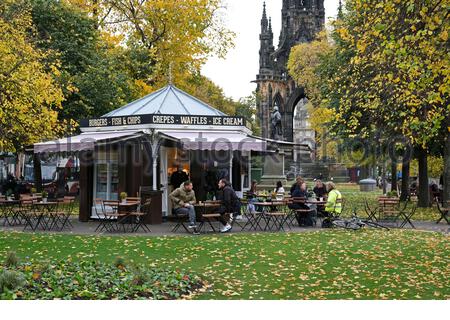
[328,207,390,231]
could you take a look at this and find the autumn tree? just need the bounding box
[0,0,64,152]
[66,0,235,92]
[320,0,449,206]
[31,0,140,122]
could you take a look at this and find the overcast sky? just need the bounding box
[202,0,341,100]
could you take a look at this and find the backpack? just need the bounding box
[321,218,333,228]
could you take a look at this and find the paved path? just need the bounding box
[0,217,448,237]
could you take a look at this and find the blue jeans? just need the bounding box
[174,206,196,224]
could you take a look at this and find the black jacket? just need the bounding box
[313,186,327,198]
[218,184,241,214]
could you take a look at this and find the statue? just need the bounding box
[271,105,283,140]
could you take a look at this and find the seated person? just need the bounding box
[324,182,342,216]
[290,176,304,195]
[289,182,314,226]
[246,180,258,213]
[274,181,285,200]
[313,180,327,199]
[216,179,241,233]
[169,181,199,233]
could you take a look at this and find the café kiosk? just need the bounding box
[34,84,270,223]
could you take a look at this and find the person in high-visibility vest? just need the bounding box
[324,181,342,216]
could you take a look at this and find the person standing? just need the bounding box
[170,181,199,234]
[216,179,241,233]
[170,166,189,189]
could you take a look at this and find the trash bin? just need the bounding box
[140,188,163,225]
[359,178,377,192]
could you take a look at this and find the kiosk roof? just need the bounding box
[103,84,226,117]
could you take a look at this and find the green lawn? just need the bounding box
[0,230,448,299]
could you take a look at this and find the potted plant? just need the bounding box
[41,191,48,203]
[387,191,398,198]
[271,191,277,200]
[120,192,128,204]
[30,187,37,196]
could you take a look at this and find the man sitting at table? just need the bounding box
[170,181,199,233]
[324,182,342,216]
[313,180,327,199]
[289,182,314,226]
[216,179,241,233]
[290,176,304,194]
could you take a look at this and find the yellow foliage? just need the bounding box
[0,1,65,152]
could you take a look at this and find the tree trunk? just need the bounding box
[417,146,430,208]
[382,157,387,195]
[400,161,410,201]
[33,153,42,192]
[444,128,450,203]
[391,158,397,193]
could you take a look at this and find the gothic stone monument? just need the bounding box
[255,1,325,184]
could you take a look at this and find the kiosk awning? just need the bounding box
[33,130,143,153]
[159,131,267,151]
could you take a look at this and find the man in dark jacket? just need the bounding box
[170,166,189,189]
[216,179,241,233]
[290,176,304,194]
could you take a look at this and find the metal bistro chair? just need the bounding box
[21,199,39,230]
[284,197,298,228]
[264,200,290,231]
[398,200,416,229]
[377,197,401,227]
[129,199,152,233]
[241,198,263,231]
[364,198,379,221]
[435,197,449,225]
[168,200,191,233]
[94,198,108,232]
[53,196,76,231]
[103,200,128,233]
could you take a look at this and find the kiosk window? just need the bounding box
[94,150,118,200]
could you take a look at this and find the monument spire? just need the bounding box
[261,1,268,32]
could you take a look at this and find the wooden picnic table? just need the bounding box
[253,201,286,207]
[306,200,327,205]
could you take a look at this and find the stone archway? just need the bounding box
[284,87,306,142]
